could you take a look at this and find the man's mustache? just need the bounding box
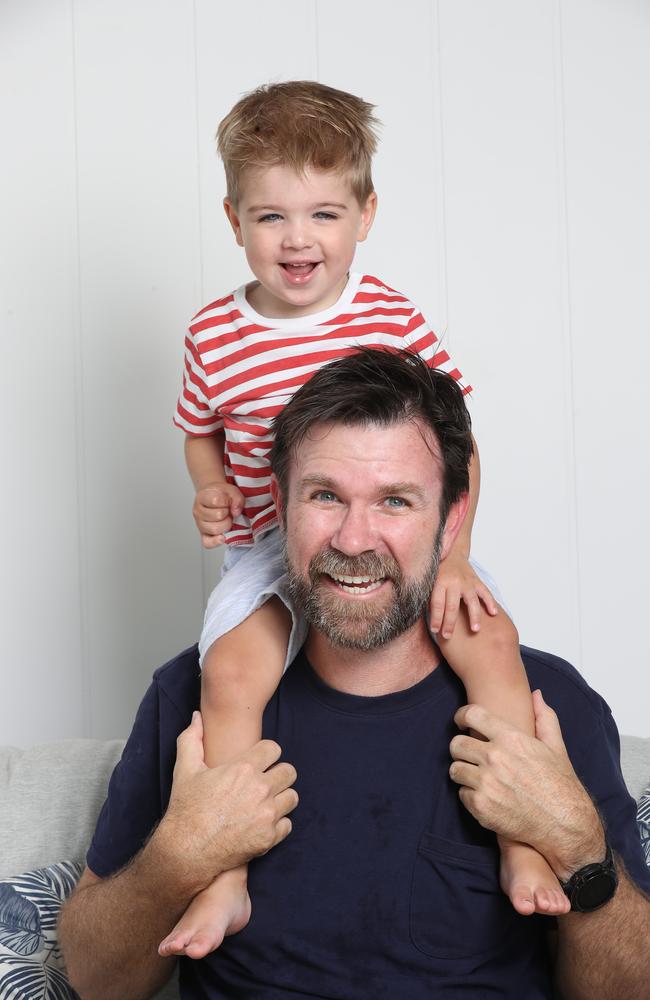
[309,547,401,584]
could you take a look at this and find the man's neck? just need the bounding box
[303,618,441,697]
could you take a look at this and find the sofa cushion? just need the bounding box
[619,735,650,803]
[0,740,125,879]
[0,859,82,998]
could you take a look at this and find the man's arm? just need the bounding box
[449,691,650,998]
[60,714,298,1000]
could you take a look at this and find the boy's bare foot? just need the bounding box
[499,840,571,916]
[158,866,251,959]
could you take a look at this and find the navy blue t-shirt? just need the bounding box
[88,645,650,998]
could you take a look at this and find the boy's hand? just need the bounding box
[193,483,245,548]
[430,551,498,639]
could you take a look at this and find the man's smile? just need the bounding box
[325,572,387,595]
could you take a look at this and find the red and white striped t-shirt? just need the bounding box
[174,273,468,546]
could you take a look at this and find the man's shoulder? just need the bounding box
[151,644,201,724]
[519,644,611,728]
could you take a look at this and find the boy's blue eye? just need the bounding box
[258,213,282,223]
[314,212,337,220]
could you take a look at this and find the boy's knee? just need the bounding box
[483,610,520,654]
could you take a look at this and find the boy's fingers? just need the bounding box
[441,593,461,639]
[464,594,482,633]
[429,587,446,632]
[477,584,499,616]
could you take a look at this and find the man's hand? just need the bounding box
[449,690,605,881]
[193,483,245,547]
[158,712,298,894]
[429,550,498,639]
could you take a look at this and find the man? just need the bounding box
[60,349,650,999]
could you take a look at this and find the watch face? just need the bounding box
[575,870,618,912]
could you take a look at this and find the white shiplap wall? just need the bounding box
[1,0,648,742]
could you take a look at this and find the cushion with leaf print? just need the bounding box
[0,859,82,999]
[638,784,650,868]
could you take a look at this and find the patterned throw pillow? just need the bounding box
[0,860,82,999]
[638,788,650,868]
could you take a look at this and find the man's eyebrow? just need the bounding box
[380,482,428,502]
[297,476,428,501]
[297,475,339,492]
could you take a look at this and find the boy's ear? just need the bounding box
[357,191,378,244]
[270,474,285,528]
[223,198,244,247]
[438,492,470,561]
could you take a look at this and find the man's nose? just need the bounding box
[331,505,377,556]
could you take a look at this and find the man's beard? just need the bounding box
[284,527,444,651]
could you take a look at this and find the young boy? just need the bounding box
[164,81,568,960]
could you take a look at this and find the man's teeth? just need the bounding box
[329,574,384,594]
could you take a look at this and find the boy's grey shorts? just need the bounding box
[198,525,505,670]
[199,527,306,670]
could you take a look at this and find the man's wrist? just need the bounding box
[545,824,607,883]
[146,819,217,901]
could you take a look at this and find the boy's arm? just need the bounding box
[184,432,244,546]
[430,436,498,637]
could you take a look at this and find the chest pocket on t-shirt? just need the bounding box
[409,831,521,960]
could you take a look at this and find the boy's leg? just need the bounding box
[439,610,570,917]
[159,596,292,959]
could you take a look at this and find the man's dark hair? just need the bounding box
[270,348,473,521]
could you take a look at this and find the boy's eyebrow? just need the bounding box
[246,202,350,214]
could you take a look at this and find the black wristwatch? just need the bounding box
[559,842,618,912]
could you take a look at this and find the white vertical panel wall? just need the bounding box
[1,0,648,742]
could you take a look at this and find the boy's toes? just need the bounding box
[532,887,571,916]
[509,884,536,916]
[158,930,191,957]
[184,929,225,960]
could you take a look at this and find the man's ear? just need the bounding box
[270,474,285,528]
[438,493,470,561]
[223,198,244,247]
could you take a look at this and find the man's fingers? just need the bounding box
[174,711,205,778]
[454,703,506,741]
[449,732,484,766]
[449,759,479,789]
[266,760,298,794]
[532,690,567,754]
[272,816,293,848]
[240,739,283,774]
[274,786,299,819]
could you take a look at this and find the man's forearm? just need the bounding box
[59,830,197,1000]
[555,862,650,998]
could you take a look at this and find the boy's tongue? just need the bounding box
[283,262,317,276]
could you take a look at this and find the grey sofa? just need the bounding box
[1,734,649,999]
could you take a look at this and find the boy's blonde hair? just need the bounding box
[217,81,380,207]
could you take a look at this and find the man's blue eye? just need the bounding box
[385,497,406,508]
[315,491,337,502]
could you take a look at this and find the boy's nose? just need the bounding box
[282,226,313,251]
